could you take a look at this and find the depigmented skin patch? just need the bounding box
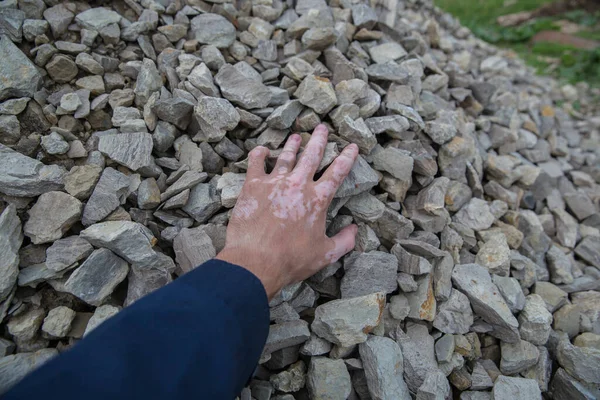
[220,124,360,297]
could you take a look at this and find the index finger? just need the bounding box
[314,143,359,203]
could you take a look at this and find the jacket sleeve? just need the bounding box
[4,259,270,400]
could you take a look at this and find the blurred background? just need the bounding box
[434,0,600,94]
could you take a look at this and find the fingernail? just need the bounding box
[315,124,328,134]
[346,143,358,153]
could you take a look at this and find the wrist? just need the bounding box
[216,246,284,300]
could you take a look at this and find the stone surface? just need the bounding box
[492,376,541,400]
[0,348,57,395]
[0,205,22,301]
[518,294,553,345]
[45,236,93,272]
[24,192,82,244]
[0,35,42,101]
[307,357,351,400]
[98,133,154,171]
[311,292,385,347]
[340,251,397,298]
[64,248,129,306]
[396,323,439,393]
[452,264,519,342]
[41,306,76,338]
[360,335,411,400]
[82,167,130,226]
[190,13,235,48]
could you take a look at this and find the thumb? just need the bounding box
[324,224,358,264]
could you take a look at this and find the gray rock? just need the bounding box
[182,182,221,223]
[187,63,219,96]
[0,205,22,301]
[369,42,407,64]
[125,264,172,306]
[492,376,541,400]
[190,13,235,48]
[153,97,194,130]
[574,236,600,269]
[359,335,411,400]
[137,178,160,210]
[396,324,439,393]
[194,97,240,142]
[453,198,495,231]
[492,275,525,313]
[270,360,306,393]
[75,8,121,31]
[341,251,397,298]
[389,294,410,320]
[522,346,552,392]
[476,234,510,276]
[391,243,432,275]
[266,100,304,129]
[0,348,57,395]
[294,74,337,115]
[263,320,310,355]
[312,292,385,347]
[173,227,216,275]
[300,334,332,356]
[45,236,93,272]
[500,339,539,375]
[352,3,378,29]
[433,289,474,334]
[405,274,437,321]
[366,62,409,83]
[64,248,129,306]
[416,370,451,400]
[41,306,76,338]
[81,221,174,271]
[564,191,596,221]
[41,132,69,155]
[98,132,154,171]
[0,9,22,43]
[82,167,130,226]
[452,264,520,342]
[215,64,272,109]
[550,367,600,400]
[134,59,162,107]
[0,144,65,197]
[0,35,42,101]
[334,155,378,198]
[338,117,376,153]
[557,339,600,384]
[83,304,119,336]
[518,294,552,345]
[547,245,574,285]
[533,281,568,312]
[24,191,82,244]
[161,171,207,202]
[307,357,351,400]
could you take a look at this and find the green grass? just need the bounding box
[434,0,600,86]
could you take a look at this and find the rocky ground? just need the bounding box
[0,0,599,398]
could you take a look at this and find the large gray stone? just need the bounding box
[81,221,174,271]
[0,35,42,101]
[182,182,221,223]
[75,8,121,31]
[359,335,411,400]
[0,205,22,302]
[24,191,82,244]
[45,236,93,272]
[215,64,272,109]
[190,13,236,48]
[307,357,351,400]
[452,264,520,342]
[518,294,552,345]
[0,144,65,197]
[557,339,600,384]
[500,339,539,375]
[396,324,440,393]
[173,227,216,275]
[311,292,385,347]
[194,97,240,142]
[64,248,129,306]
[340,251,397,298]
[82,167,130,226]
[492,376,541,400]
[453,198,495,231]
[294,74,337,115]
[0,348,57,395]
[98,133,154,171]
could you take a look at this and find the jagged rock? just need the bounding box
[396,323,439,393]
[24,192,82,244]
[433,289,474,334]
[557,339,600,384]
[500,339,540,375]
[492,376,541,400]
[311,292,385,347]
[45,236,93,272]
[0,348,57,395]
[194,97,240,142]
[294,74,337,115]
[452,264,519,342]
[306,357,351,400]
[0,144,65,197]
[340,251,397,298]
[80,221,174,271]
[41,306,76,338]
[64,248,129,306]
[190,13,235,48]
[215,64,272,109]
[0,205,22,302]
[82,167,130,226]
[518,294,552,345]
[83,305,120,336]
[0,35,42,101]
[98,133,154,171]
[173,227,216,275]
[359,335,411,400]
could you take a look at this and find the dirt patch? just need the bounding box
[531,30,600,49]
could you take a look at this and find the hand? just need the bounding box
[216,124,359,299]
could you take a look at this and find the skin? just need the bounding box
[216,124,360,299]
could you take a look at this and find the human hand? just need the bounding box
[216,124,359,299]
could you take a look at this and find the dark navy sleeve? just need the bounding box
[4,259,270,400]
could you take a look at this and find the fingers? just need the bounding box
[292,124,328,179]
[247,146,269,179]
[273,134,301,174]
[324,224,358,264]
[314,143,359,202]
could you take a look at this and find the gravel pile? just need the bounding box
[0,0,599,398]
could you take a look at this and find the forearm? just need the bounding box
[4,260,269,400]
